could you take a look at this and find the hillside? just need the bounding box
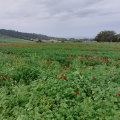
[0,29,52,41]
[0,29,89,43]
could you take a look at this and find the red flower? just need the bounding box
[7,77,10,80]
[118,93,120,97]
[63,67,67,70]
[4,75,8,79]
[63,76,67,80]
[4,75,10,80]
[0,74,3,76]
[86,56,91,60]
[84,66,87,69]
[99,57,110,63]
[92,78,96,80]
[60,76,63,80]
[54,74,58,77]
[8,64,11,67]
[76,91,80,95]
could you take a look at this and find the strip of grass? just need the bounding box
[0,35,33,43]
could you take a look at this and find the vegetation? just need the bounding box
[0,29,51,41]
[95,30,118,42]
[0,42,120,119]
[0,29,92,42]
[1,29,120,43]
[0,35,33,44]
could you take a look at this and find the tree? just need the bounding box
[117,34,120,41]
[95,30,117,42]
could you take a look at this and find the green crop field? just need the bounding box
[0,42,120,119]
[0,35,33,44]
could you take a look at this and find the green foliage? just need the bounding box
[11,64,40,85]
[95,30,118,42]
[0,42,120,119]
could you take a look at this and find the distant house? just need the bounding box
[41,39,61,43]
[30,38,39,42]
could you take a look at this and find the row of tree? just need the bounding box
[95,30,120,42]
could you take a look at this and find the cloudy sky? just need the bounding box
[0,0,120,38]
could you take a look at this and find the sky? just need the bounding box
[0,0,120,38]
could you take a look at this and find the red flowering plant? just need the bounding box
[0,73,12,86]
[76,91,80,95]
[59,74,67,80]
[84,65,87,69]
[92,78,96,80]
[0,41,120,119]
[63,67,67,71]
[63,76,67,80]
[118,93,120,97]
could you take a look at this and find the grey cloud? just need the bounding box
[1,0,119,20]
[0,0,120,37]
[33,0,120,20]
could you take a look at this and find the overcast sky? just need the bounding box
[0,0,120,38]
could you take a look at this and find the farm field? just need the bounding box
[0,35,33,44]
[0,42,120,119]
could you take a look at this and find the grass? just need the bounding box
[0,35,33,44]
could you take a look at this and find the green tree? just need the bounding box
[95,30,117,42]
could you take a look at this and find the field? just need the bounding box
[0,35,33,44]
[0,42,120,119]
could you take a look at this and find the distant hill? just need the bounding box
[0,29,92,43]
[0,29,52,41]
